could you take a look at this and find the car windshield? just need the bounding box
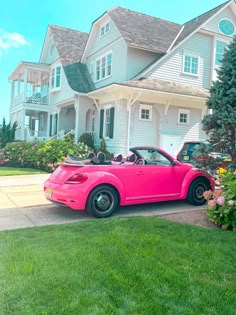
[133,148,172,165]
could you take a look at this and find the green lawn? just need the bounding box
[0,217,235,315]
[0,167,47,176]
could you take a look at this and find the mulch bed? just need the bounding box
[159,209,217,229]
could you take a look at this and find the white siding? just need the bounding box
[202,6,236,34]
[130,103,159,147]
[49,66,75,106]
[127,47,158,79]
[89,20,122,55]
[159,104,206,153]
[146,33,212,89]
[86,39,128,89]
[41,39,60,64]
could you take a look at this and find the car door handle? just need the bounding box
[136,171,144,175]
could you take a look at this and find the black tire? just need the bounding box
[187,178,210,206]
[86,185,118,218]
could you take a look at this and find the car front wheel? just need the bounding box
[187,178,209,206]
[86,185,118,218]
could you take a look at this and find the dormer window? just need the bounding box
[100,22,110,37]
[95,52,112,81]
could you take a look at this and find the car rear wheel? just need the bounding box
[86,185,118,218]
[187,178,210,206]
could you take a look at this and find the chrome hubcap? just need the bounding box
[96,194,111,210]
[94,191,114,213]
[195,185,205,199]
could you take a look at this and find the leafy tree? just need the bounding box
[202,36,236,165]
[0,118,17,148]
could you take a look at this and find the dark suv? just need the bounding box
[177,141,230,164]
[177,141,210,163]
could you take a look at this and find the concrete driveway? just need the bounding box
[0,174,205,231]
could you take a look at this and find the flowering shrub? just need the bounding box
[36,140,90,172]
[204,171,236,230]
[2,142,40,168]
[1,139,91,172]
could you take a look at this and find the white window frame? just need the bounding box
[139,104,152,121]
[214,38,228,67]
[95,52,112,82]
[51,64,61,91]
[178,109,190,125]
[104,105,112,139]
[182,51,200,76]
[100,21,110,37]
[212,37,229,81]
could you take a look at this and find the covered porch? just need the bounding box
[9,62,50,108]
[87,79,209,155]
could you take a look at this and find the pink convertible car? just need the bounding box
[44,146,215,218]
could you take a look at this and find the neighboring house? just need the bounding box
[8,0,236,155]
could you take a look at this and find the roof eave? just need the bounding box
[134,0,234,79]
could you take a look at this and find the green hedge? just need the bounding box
[1,139,91,172]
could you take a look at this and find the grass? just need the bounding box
[0,217,236,315]
[0,167,47,176]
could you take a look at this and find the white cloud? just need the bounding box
[0,30,29,50]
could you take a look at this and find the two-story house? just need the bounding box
[8,0,236,155]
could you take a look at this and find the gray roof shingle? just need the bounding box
[174,0,230,47]
[108,7,182,53]
[118,79,209,98]
[50,25,88,66]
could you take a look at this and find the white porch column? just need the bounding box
[23,68,28,101]
[74,101,80,143]
[127,106,131,154]
[10,81,15,109]
[17,74,21,96]
[20,109,25,140]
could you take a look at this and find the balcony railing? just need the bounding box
[12,93,48,107]
[26,93,48,105]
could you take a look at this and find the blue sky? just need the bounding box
[0,0,227,123]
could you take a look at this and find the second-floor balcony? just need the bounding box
[9,61,50,109]
[13,92,48,107]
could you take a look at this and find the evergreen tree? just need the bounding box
[202,36,236,165]
[0,118,17,148]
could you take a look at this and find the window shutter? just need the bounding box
[55,113,58,135]
[109,107,115,139]
[99,109,104,139]
[49,114,53,136]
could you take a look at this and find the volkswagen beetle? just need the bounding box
[44,146,215,218]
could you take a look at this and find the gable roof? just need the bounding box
[50,25,89,66]
[108,7,182,53]
[173,0,231,47]
[134,0,233,79]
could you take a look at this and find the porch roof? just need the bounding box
[117,79,209,99]
[88,79,209,100]
[9,61,50,80]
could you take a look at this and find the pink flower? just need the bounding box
[208,199,217,208]
[203,190,213,200]
[217,196,225,206]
